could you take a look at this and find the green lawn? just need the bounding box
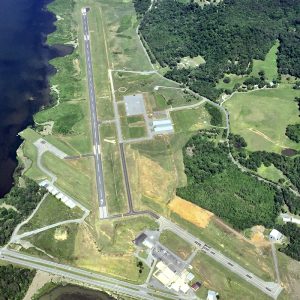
[100,123,127,214]
[171,213,275,282]
[171,105,211,133]
[251,40,279,81]
[217,74,247,90]
[42,152,95,208]
[225,84,300,153]
[191,253,272,300]
[27,223,79,263]
[159,230,194,260]
[118,102,147,139]
[19,195,83,234]
[100,0,153,71]
[217,41,279,91]
[257,164,286,183]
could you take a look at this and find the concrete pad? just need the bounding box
[124,94,146,116]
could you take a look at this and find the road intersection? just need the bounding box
[0,6,285,300]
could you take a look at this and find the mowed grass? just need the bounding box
[171,105,212,133]
[19,195,83,234]
[42,152,95,209]
[27,223,79,263]
[100,123,128,214]
[100,0,153,71]
[217,74,247,90]
[125,133,190,213]
[257,164,286,183]
[191,253,272,300]
[113,72,178,102]
[73,216,157,283]
[251,40,279,81]
[170,212,276,282]
[159,230,194,260]
[86,2,114,121]
[225,84,300,153]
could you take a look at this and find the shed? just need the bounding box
[269,229,283,241]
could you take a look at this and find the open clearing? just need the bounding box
[225,84,300,153]
[257,164,286,183]
[191,253,272,300]
[159,230,194,260]
[168,196,213,228]
[251,41,279,81]
[19,195,83,234]
[171,105,212,133]
[100,123,127,214]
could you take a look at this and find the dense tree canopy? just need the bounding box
[0,265,35,300]
[0,179,46,245]
[276,223,300,261]
[177,133,279,230]
[285,124,300,143]
[138,0,300,99]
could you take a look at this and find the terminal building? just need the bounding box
[153,261,194,294]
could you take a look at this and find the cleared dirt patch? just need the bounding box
[169,196,213,228]
[54,227,68,241]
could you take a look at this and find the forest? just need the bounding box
[138,0,300,99]
[0,265,35,300]
[177,133,280,230]
[276,223,300,261]
[0,179,46,246]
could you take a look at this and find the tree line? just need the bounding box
[0,179,46,246]
[0,265,35,300]
[177,132,280,230]
[137,0,300,100]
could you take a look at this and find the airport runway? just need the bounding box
[81,8,107,218]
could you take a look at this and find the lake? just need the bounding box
[0,0,70,197]
[38,285,116,300]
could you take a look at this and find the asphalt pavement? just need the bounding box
[158,217,283,299]
[81,8,107,219]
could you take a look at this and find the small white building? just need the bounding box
[269,229,283,242]
[207,290,218,300]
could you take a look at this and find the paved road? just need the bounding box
[119,143,134,213]
[81,8,107,219]
[158,217,283,299]
[0,249,195,300]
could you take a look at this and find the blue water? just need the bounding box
[0,0,69,196]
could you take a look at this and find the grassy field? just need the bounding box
[100,123,127,214]
[217,73,247,90]
[191,253,272,300]
[159,230,194,260]
[85,1,114,121]
[19,195,83,234]
[118,103,147,139]
[257,164,286,183]
[27,223,79,263]
[171,105,212,133]
[251,40,279,81]
[72,216,157,283]
[225,84,300,153]
[100,0,153,71]
[42,152,95,209]
[171,213,276,281]
[217,41,279,91]
[177,55,205,69]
